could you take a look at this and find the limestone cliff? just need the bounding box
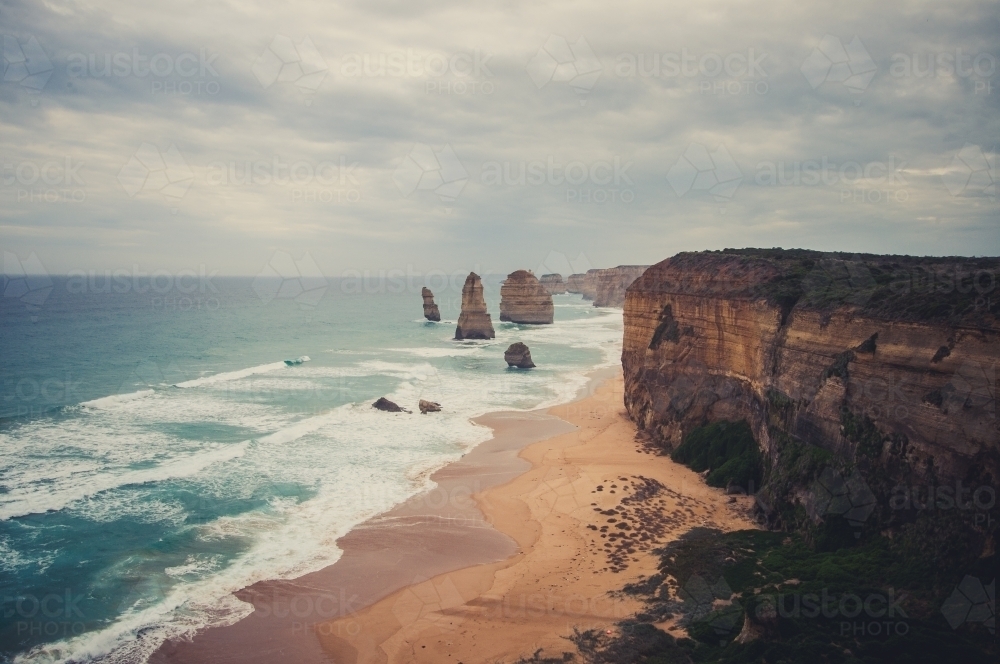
[499,270,554,324]
[539,273,567,295]
[421,287,441,322]
[567,273,588,295]
[455,272,495,340]
[592,265,649,307]
[575,269,602,300]
[622,250,999,524]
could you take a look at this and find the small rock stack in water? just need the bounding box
[454,272,495,339]
[499,270,554,324]
[504,342,535,368]
[421,287,441,321]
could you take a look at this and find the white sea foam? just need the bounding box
[8,308,624,664]
[0,443,248,520]
[80,390,155,409]
[173,362,287,388]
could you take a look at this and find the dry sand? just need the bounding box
[316,371,757,663]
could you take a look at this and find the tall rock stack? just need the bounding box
[539,273,567,294]
[421,287,441,321]
[454,272,495,339]
[499,270,554,324]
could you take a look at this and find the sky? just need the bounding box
[1,0,998,281]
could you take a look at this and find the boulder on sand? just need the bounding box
[373,397,407,413]
[419,399,442,414]
[421,287,441,322]
[455,272,495,340]
[504,342,536,368]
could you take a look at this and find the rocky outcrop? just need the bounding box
[422,287,441,322]
[418,399,441,414]
[539,273,567,294]
[592,265,649,307]
[373,397,407,413]
[455,272,495,340]
[504,342,536,368]
[499,270,554,324]
[565,267,650,307]
[622,250,999,526]
[567,269,601,300]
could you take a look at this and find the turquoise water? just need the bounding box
[0,275,622,663]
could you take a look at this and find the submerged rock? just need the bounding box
[373,397,407,413]
[455,272,495,340]
[419,399,442,414]
[499,270,554,324]
[421,287,441,322]
[504,342,536,368]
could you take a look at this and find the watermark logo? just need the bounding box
[390,574,466,636]
[801,35,876,98]
[942,576,994,634]
[943,359,996,417]
[526,35,602,104]
[808,467,877,536]
[2,35,53,91]
[392,144,468,203]
[2,251,53,318]
[667,143,742,201]
[252,251,328,308]
[942,144,996,199]
[252,35,328,93]
[678,575,743,637]
[3,157,87,204]
[118,143,194,199]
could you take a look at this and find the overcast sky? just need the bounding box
[1,0,998,278]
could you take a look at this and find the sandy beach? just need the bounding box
[313,370,757,663]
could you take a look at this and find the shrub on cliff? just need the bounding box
[671,420,763,492]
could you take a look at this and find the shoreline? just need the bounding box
[313,371,758,663]
[151,367,619,664]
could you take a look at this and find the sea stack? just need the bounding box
[421,287,441,321]
[504,342,535,368]
[539,273,567,294]
[499,270,554,324]
[454,272,495,340]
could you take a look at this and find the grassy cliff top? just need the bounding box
[636,248,999,326]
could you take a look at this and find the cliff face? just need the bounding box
[592,265,649,307]
[455,272,495,339]
[499,270,554,324]
[421,287,441,322]
[567,270,600,299]
[567,273,588,295]
[622,250,999,498]
[539,273,567,295]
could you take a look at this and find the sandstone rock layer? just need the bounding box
[622,250,999,499]
[421,287,441,322]
[455,272,495,340]
[539,273,567,294]
[499,270,554,324]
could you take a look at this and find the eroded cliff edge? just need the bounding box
[622,249,999,531]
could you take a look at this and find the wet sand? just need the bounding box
[151,397,582,663]
[314,372,757,663]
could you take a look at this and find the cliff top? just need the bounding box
[630,248,999,327]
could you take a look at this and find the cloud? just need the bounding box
[1,0,997,276]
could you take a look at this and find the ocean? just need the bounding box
[0,274,623,663]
